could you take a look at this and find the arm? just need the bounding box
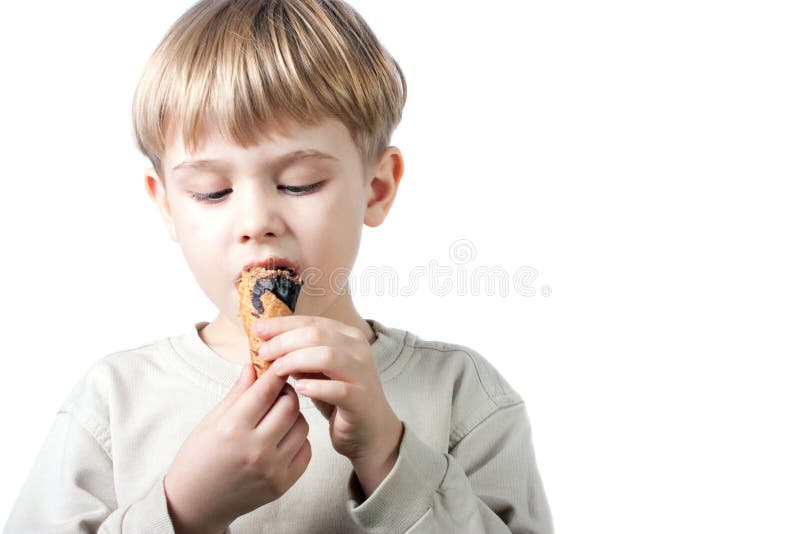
[256,316,553,532]
[4,411,182,534]
[6,362,310,534]
[346,403,553,534]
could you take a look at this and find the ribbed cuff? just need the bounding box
[108,474,175,533]
[347,424,446,533]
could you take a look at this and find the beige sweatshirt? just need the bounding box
[4,319,553,533]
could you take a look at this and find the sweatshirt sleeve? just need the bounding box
[346,402,553,534]
[4,410,176,533]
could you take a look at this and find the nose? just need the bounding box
[235,182,286,243]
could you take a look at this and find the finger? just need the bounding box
[308,397,335,421]
[258,325,358,365]
[230,365,287,428]
[289,373,333,419]
[276,412,309,454]
[212,364,256,417]
[255,383,301,442]
[271,346,355,381]
[290,371,324,382]
[288,439,312,475]
[295,379,362,413]
[254,315,365,343]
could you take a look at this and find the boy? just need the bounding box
[5,0,552,532]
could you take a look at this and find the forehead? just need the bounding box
[163,117,358,177]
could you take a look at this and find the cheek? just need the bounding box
[301,190,364,268]
[172,208,229,293]
[175,212,225,259]
[172,197,229,238]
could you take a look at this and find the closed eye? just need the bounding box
[190,189,232,203]
[278,181,325,195]
[189,181,325,204]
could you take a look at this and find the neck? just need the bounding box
[199,293,375,365]
[316,291,376,344]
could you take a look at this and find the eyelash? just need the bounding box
[190,181,325,204]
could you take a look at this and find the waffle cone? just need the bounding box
[235,267,303,377]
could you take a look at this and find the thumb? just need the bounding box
[214,364,256,415]
[233,363,256,393]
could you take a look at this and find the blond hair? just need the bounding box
[132,0,406,177]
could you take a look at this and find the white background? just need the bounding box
[1,1,798,532]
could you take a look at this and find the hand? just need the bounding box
[163,364,311,533]
[255,315,404,496]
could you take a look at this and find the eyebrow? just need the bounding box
[171,148,339,174]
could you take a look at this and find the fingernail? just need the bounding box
[271,358,283,372]
[258,342,269,360]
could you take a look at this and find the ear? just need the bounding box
[364,147,404,228]
[144,169,178,242]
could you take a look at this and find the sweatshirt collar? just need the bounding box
[169,318,405,391]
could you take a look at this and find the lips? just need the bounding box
[240,256,300,277]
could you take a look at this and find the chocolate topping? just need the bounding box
[251,271,302,313]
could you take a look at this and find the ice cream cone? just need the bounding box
[235,266,303,377]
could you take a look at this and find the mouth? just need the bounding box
[240,256,300,277]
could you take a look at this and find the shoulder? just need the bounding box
[58,335,173,421]
[380,322,525,443]
[402,329,522,406]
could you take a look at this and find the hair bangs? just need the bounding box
[132,0,406,179]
